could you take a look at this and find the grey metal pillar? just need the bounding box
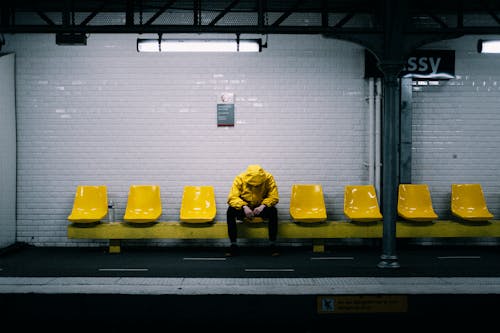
[400,77,413,184]
[377,62,404,269]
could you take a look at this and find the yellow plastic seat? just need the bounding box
[180,185,216,223]
[451,183,494,221]
[123,185,162,223]
[289,184,327,223]
[344,185,383,222]
[68,185,108,223]
[398,184,438,222]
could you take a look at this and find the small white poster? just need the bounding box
[217,92,235,127]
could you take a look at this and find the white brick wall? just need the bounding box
[412,35,500,220]
[7,32,500,247]
[7,33,369,246]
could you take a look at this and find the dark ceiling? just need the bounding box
[1,0,499,60]
[1,0,499,34]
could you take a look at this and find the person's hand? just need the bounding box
[253,204,266,216]
[243,206,254,218]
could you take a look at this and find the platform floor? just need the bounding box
[1,243,500,331]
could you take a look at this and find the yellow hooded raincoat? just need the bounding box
[227,165,279,209]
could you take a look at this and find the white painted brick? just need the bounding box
[6,32,500,247]
[412,35,500,221]
[6,33,369,246]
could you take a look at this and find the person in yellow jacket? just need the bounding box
[226,164,279,256]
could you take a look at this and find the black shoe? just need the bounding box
[270,245,280,257]
[225,244,239,257]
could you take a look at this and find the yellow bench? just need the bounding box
[68,219,500,253]
[68,220,384,253]
[396,220,500,238]
[67,183,500,254]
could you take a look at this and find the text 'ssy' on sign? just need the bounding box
[365,50,455,80]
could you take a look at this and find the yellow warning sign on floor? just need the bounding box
[317,295,408,314]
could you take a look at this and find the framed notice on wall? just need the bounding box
[217,92,234,127]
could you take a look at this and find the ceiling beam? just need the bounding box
[1,1,499,36]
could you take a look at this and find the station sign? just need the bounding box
[365,49,455,79]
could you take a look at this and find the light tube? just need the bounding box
[137,38,262,53]
[477,39,500,54]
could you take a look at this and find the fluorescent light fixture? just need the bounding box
[137,38,262,53]
[477,39,500,53]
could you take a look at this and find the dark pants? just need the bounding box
[226,206,278,243]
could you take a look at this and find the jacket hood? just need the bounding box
[244,165,266,186]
